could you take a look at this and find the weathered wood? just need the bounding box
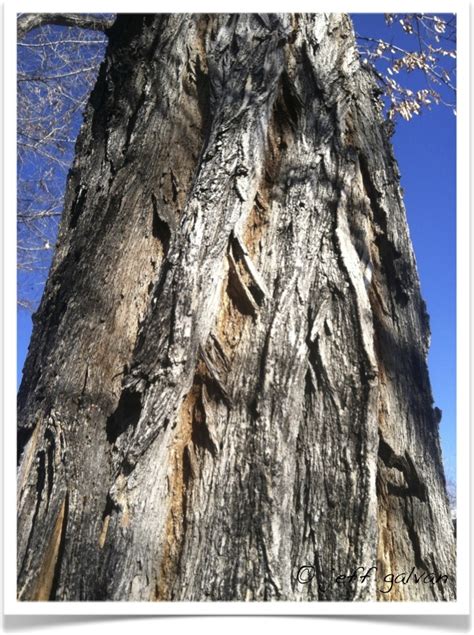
[17,13,456,601]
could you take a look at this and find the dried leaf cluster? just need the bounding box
[356,13,456,121]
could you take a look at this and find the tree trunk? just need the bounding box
[17,13,456,602]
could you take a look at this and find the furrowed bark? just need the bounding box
[17,13,456,601]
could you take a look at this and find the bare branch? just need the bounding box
[18,66,99,82]
[17,13,115,41]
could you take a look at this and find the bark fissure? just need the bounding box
[105,387,143,445]
[378,436,428,502]
[155,360,220,600]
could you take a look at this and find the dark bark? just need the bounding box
[17,13,456,602]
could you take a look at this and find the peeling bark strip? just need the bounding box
[31,493,68,601]
[17,14,455,601]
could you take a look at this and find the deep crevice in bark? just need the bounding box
[17,427,33,466]
[358,152,409,307]
[151,194,171,256]
[378,435,427,502]
[106,388,142,444]
[69,187,88,230]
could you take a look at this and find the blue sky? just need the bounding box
[17,13,457,485]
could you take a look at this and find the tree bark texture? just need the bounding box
[17,13,456,601]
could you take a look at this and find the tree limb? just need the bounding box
[17,13,115,41]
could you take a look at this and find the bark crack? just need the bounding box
[155,359,219,600]
[105,387,143,445]
[378,435,427,502]
[358,153,410,307]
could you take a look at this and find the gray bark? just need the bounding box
[17,13,456,602]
